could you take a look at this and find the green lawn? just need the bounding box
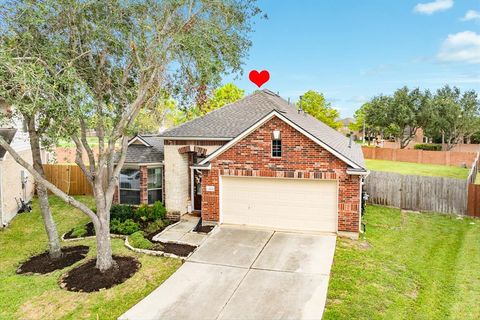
[475,173,480,184]
[2,198,480,319]
[0,196,181,320]
[366,159,470,180]
[325,205,480,320]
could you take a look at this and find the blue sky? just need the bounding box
[224,0,480,118]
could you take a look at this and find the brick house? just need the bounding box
[115,90,368,237]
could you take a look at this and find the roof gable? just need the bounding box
[161,89,365,170]
[128,135,152,147]
[199,111,363,170]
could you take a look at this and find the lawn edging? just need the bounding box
[61,232,126,242]
[124,236,194,261]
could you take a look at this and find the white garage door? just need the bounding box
[220,176,338,233]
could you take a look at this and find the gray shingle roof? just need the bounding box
[160,89,365,169]
[122,135,164,164]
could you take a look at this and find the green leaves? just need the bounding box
[298,90,342,129]
[359,85,479,149]
[427,85,480,149]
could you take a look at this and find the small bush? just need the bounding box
[110,218,140,235]
[71,225,87,238]
[134,201,166,222]
[414,144,442,151]
[151,201,166,220]
[144,219,166,234]
[110,204,135,222]
[134,204,150,222]
[129,231,153,250]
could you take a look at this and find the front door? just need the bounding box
[193,170,202,211]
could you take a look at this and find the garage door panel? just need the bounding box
[221,177,337,233]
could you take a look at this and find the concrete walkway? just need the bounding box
[152,214,210,246]
[120,226,336,320]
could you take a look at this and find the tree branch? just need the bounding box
[0,136,98,222]
[70,134,94,182]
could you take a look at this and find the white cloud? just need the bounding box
[414,0,453,15]
[461,10,480,21]
[438,31,480,64]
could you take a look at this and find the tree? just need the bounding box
[298,90,341,129]
[203,83,245,113]
[349,103,383,143]
[362,87,432,148]
[0,0,260,272]
[132,94,177,134]
[385,87,432,149]
[427,86,479,150]
[169,83,245,124]
[0,7,80,259]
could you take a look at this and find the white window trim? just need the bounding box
[271,139,282,158]
[147,167,163,203]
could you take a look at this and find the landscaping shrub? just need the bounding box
[414,143,442,151]
[134,201,166,222]
[71,225,87,238]
[110,204,135,222]
[128,231,153,250]
[152,201,166,220]
[110,218,140,235]
[144,219,166,234]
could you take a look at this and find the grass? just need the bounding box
[475,173,480,184]
[0,196,181,320]
[325,205,480,320]
[3,197,480,319]
[366,159,470,180]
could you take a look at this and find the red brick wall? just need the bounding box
[362,146,477,167]
[201,116,361,233]
[139,166,148,204]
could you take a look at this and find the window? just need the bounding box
[148,167,163,204]
[272,140,282,157]
[272,130,282,157]
[119,168,140,205]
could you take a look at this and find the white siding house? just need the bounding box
[0,105,38,227]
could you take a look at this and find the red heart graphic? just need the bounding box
[249,70,270,88]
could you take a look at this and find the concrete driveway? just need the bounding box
[119,226,336,320]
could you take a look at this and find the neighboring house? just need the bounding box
[338,117,362,140]
[115,90,368,237]
[338,117,354,135]
[0,103,38,227]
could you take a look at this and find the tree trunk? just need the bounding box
[94,213,115,272]
[37,185,62,259]
[28,121,62,259]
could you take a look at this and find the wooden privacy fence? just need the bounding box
[365,171,468,215]
[362,147,477,168]
[467,153,480,216]
[43,164,93,195]
[468,184,480,217]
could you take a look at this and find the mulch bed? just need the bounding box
[60,256,140,292]
[17,245,89,275]
[144,227,167,242]
[64,222,95,239]
[194,225,215,234]
[151,241,197,257]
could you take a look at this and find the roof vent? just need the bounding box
[298,95,303,114]
[348,133,353,148]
